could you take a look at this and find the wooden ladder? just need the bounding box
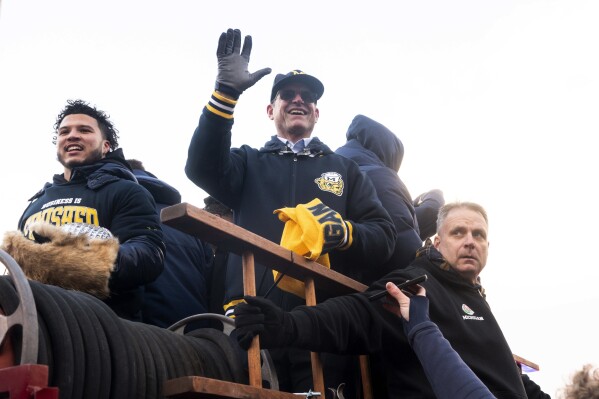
[160,202,372,399]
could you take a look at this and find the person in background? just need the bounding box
[336,114,444,282]
[234,201,549,398]
[16,100,164,320]
[184,28,396,397]
[413,189,445,241]
[558,364,599,399]
[128,159,213,331]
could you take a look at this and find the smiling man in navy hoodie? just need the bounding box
[17,100,165,320]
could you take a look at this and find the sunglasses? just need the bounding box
[277,89,318,103]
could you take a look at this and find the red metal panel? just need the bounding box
[0,365,58,399]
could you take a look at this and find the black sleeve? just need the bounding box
[185,108,246,209]
[521,374,552,399]
[290,291,393,355]
[108,184,165,290]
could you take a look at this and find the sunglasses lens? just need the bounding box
[301,91,317,103]
[279,89,296,101]
[278,89,317,103]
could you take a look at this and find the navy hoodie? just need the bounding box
[336,115,423,280]
[19,149,165,320]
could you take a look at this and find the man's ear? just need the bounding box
[314,106,319,123]
[266,104,274,120]
[102,140,110,157]
[433,235,440,248]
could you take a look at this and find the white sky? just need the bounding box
[1,0,598,395]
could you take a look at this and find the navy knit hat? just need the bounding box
[270,70,324,102]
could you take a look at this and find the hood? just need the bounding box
[345,114,404,172]
[58,148,138,189]
[30,149,137,200]
[132,169,181,206]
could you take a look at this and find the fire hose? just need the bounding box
[0,249,278,398]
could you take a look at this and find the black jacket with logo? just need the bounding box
[288,246,530,398]
[185,108,396,311]
[19,149,165,319]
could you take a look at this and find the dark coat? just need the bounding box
[336,114,423,277]
[185,106,396,311]
[133,169,213,330]
[19,149,165,320]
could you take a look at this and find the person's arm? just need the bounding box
[185,28,271,205]
[107,184,165,291]
[521,374,551,399]
[234,292,388,355]
[384,282,496,399]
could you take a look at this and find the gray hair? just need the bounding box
[436,202,488,234]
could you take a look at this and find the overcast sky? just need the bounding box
[1,0,598,395]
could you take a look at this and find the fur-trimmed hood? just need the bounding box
[1,222,119,298]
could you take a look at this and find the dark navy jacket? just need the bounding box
[336,114,423,279]
[185,106,396,311]
[133,169,213,330]
[19,149,165,320]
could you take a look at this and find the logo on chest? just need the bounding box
[461,304,484,321]
[314,172,344,196]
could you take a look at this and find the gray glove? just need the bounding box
[215,28,272,98]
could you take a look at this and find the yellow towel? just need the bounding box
[272,198,352,298]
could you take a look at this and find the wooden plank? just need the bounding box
[164,376,303,398]
[305,278,324,396]
[161,203,367,298]
[359,356,373,399]
[242,251,262,388]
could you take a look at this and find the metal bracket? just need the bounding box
[0,249,38,365]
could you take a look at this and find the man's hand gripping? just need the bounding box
[234,296,296,350]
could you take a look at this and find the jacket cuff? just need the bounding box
[206,90,238,120]
[338,221,354,251]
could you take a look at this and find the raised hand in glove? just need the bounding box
[234,296,297,350]
[215,28,272,98]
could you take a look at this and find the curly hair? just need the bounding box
[560,364,599,399]
[53,99,119,150]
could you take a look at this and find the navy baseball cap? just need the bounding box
[270,70,324,102]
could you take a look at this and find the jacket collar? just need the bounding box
[260,135,334,157]
[30,148,137,200]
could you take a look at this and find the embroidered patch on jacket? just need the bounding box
[314,172,344,196]
[461,304,484,321]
